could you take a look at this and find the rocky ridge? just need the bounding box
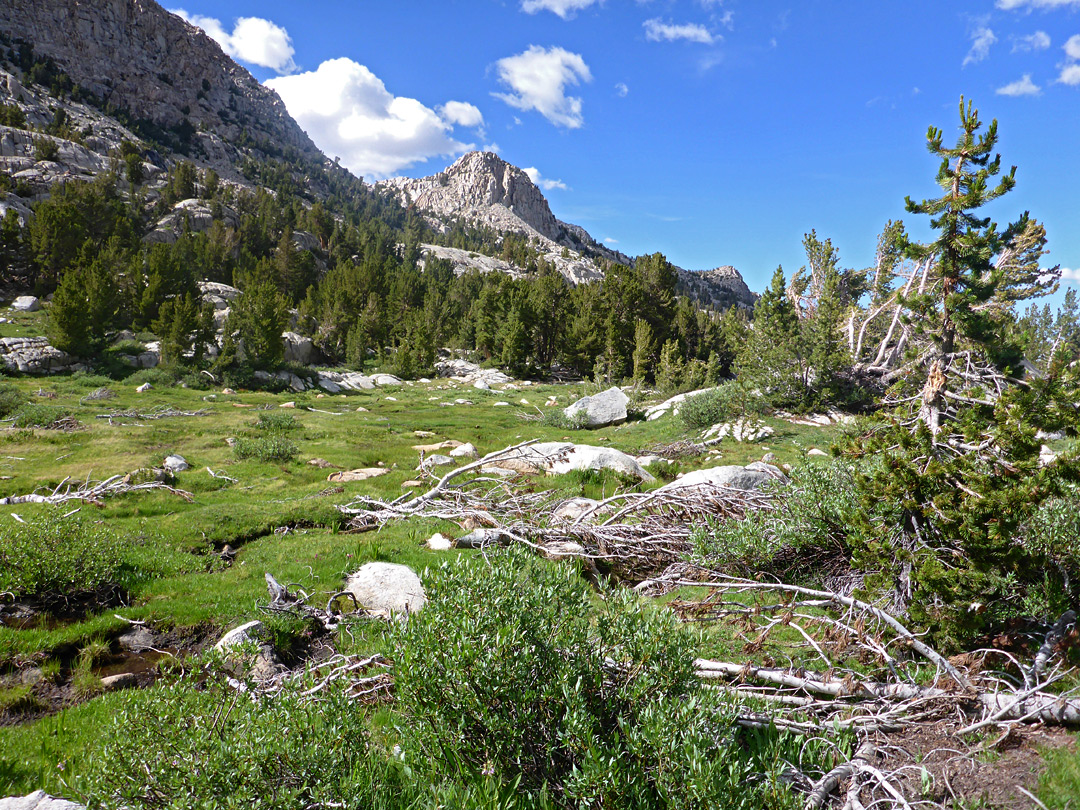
[381,151,757,308]
[0,0,320,173]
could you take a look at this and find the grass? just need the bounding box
[0,369,850,801]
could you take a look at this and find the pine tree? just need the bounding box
[846,97,1080,647]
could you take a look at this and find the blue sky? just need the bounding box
[168,0,1079,299]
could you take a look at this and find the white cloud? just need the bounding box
[963,26,997,66]
[492,46,592,128]
[644,18,717,44]
[1013,30,1051,51]
[1066,33,1080,59]
[604,237,619,244]
[438,101,484,128]
[266,58,474,178]
[171,9,296,73]
[615,82,629,97]
[1059,267,1080,282]
[483,142,501,153]
[523,166,569,191]
[520,0,601,18]
[998,0,1080,8]
[1058,63,1080,84]
[997,74,1041,95]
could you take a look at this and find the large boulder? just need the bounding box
[0,337,82,374]
[564,386,629,428]
[483,442,653,481]
[282,331,316,365]
[344,562,426,616]
[657,463,787,494]
[8,295,40,312]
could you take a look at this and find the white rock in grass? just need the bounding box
[449,442,478,459]
[807,448,828,457]
[425,533,453,551]
[135,382,153,393]
[344,563,426,616]
[9,296,40,312]
[163,454,189,472]
[564,386,629,428]
[0,790,87,809]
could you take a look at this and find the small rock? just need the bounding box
[101,672,138,692]
[280,401,296,409]
[473,380,490,390]
[327,468,389,483]
[807,448,828,457]
[0,791,86,809]
[224,437,238,447]
[163,454,189,472]
[401,479,422,488]
[449,442,478,459]
[221,388,236,395]
[762,452,777,463]
[417,454,454,470]
[413,430,436,438]
[135,382,153,393]
[413,440,464,452]
[356,406,368,412]
[307,458,338,469]
[543,541,587,559]
[385,396,398,402]
[493,401,510,407]
[425,532,453,551]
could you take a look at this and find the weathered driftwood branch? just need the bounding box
[0,473,193,505]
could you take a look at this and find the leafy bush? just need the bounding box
[233,435,299,463]
[9,403,69,428]
[126,367,178,388]
[0,382,27,418]
[691,460,861,586]
[33,138,59,162]
[0,514,125,601]
[679,381,766,430]
[391,550,831,807]
[252,411,300,432]
[76,660,397,810]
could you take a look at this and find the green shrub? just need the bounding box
[679,381,766,430]
[33,138,59,162]
[9,403,69,428]
[233,435,299,463]
[691,460,860,586]
[252,411,300,432]
[391,550,831,807]
[0,382,27,418]
[0,514,125,601]
[75,659,398,810]
[126,367,178,388]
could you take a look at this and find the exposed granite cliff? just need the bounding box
[0,0,320,170]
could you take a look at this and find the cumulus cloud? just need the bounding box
[1059,267,1080,282]
[615,82,629,97]
[963,26,997,66]
[266,58,475,178]
[523,166,569,191]
[644,18,717,44]
[997,0,1080,8]
[1059,63,1080,84]
[1013,30,1051,51]
[603,237,619,244]
[1066,33,1080,59]
[438,101,485,128]
[520,0,601,19]
[171,9,296,73]
[997,74,1041,95]
[492,46,592,128]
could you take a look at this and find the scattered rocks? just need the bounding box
[327,468,389,483]
[434,356,513,386]
[344,562,426,616]
[564,386,629,428]
[0,337,83,374]
[643,387,719,421]
[483,442,654,481]
[703,419,775,443]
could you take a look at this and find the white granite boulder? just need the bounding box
[344,562,426,616]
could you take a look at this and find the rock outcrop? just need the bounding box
[0,0,320,174]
